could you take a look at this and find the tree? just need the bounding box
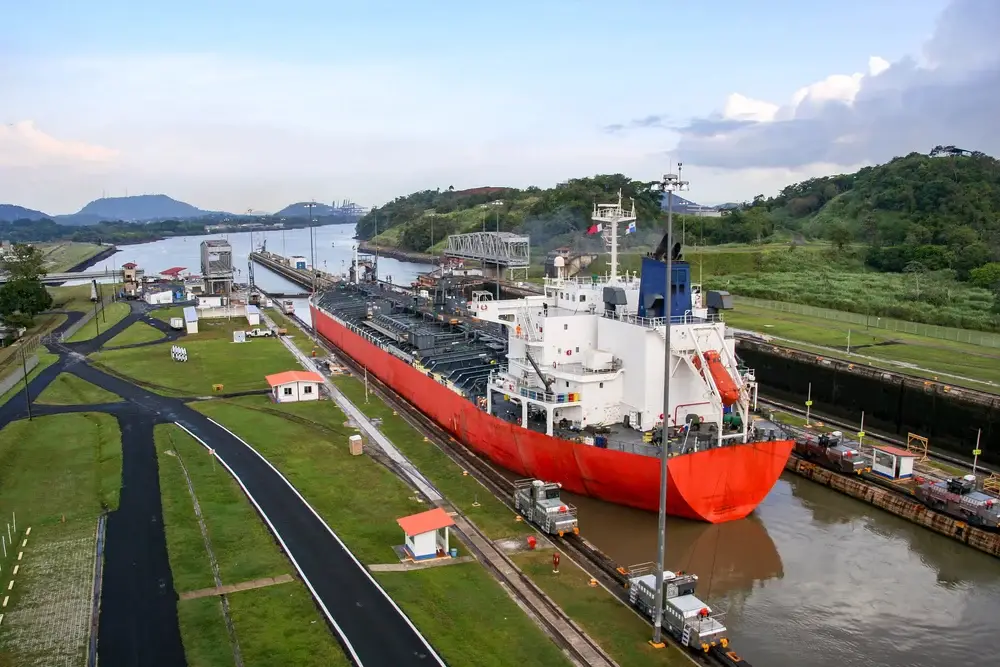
[1,243,47,280]
[970,262,1000,289]
[0,278,53,328]
[828,223,852,253]
[904,260,928,298]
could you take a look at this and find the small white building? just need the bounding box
[266,370,323,403]
[396,508,455,561]
[182,306,199,334]
[246,305,261,326]
[198,295,225,309]
[145,290,173,305]
[872,445,917,480]
[289,255,308,270]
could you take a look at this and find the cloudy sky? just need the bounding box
[3,0,992,215]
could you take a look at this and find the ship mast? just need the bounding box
[592,190,636,282]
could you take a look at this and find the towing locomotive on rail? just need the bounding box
[793,431,1000,529]
[513,478,580,536]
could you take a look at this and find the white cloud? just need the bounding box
[667,0,1000,172]
[0,121,119,168]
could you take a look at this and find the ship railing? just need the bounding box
[544,274,640,287]
[624,562,657,578]
[508,356,623,375]
[602,310,721,328]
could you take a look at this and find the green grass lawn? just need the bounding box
[331,375,532,540]
[265,309,317,355]
[35,373,121,405]
[48,283,122,314]
[92,318,296,396]
[376,564,571,667]
[191,396,571,663]
[151,306,186,323]
[66,302,131,343]
[38,242,106,272]
[0,412,121,666]
[0,352,59,407]
[154,424,347,666]
[512,551,692,667]
[726,304,1000,391]
[106,321,167,347]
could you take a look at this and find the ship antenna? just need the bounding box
[650,164,690,649]
[592,188,636,282]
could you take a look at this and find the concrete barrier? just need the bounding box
[785,456,1000,558]
[0,354,39,397]
[58,301,107,341]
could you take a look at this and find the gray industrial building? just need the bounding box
[200,239,234,295]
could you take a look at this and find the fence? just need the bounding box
[733,296,1000,349]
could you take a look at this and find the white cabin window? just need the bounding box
[565,381,569,387]
[303,385,313,394]
[599,382,604,388]
[283,387,293,396]
[579,294,585,302]
[575,346,579,352]
[563,324,568,330]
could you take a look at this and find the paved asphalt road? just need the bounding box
[1,302,446,667]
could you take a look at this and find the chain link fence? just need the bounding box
[734,296,1000,349]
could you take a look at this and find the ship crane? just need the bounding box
[524,349,554,393]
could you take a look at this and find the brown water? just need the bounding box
[564,473,1000,667]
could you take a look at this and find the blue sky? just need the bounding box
[4,0,983,214]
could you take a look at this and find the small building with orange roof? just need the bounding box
[396,507,455,561]
[265,370,323,403]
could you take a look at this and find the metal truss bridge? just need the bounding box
[444,232,531,268]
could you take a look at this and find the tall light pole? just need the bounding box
[651,164,689,648]
[306,201,316,293]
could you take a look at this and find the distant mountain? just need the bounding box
[275,202,337,218]
[0,204,49,222]
[56,194,211,225]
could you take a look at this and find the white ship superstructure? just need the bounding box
[471,192,758,449]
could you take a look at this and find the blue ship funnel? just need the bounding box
[638,257,692,320]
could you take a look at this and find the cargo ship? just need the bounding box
[311,194,793,522]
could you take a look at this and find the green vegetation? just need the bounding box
[0,351,58,407]
[0,411,121,526]
[512,551,690,666]
[192,396,570,662]
[36,242,105,272]
[265,309,317,355]
[65,302,131,343]
[0,244,53,329]
[105,321,166,347]
[154,424,347,666]
[376,564,571,667]
[92,317,294,395]
[35,373,121,405]
[332,375,531,540]
[724,303,1000,391]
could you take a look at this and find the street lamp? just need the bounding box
[649,163,690,648]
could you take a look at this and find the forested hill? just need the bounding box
[356,176,667,253]
[748,152,1000,279]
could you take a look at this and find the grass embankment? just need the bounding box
[65,302,131,343]
[48,283,123,314]
[328,375,692,667]
[0,352,59,407]
[38,242,106,273]
[331,375,530,540]
[105,322,166,347]
[726,303,1000,391]
[265,309,317,355]
[192,395,571,665]
[154,424,347,667]
[36,373,121,405]
[0,413,122,666]
[92,317,294,396]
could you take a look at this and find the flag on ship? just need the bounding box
[626,221,637,234]
[587,223,603,235]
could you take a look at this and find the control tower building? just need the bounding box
[200,239,234,294]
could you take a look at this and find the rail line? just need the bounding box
[297,314,748,666]
[757,397,997,477]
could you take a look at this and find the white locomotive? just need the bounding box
[627,563,729,653]
[513,479,579,536]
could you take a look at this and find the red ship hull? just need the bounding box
[312,304,794,523]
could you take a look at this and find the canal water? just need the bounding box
[70,226,1000,667]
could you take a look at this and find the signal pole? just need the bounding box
[651,164,690,648]
[306,201,316,293]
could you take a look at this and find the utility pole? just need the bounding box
[306,201,316,293]
[973,428,982,476]
[495,209,501,299]
[651,164,689,648]
[20,345,32,421]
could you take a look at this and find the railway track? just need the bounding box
[757,397,997,477]
[296,315,749,666]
